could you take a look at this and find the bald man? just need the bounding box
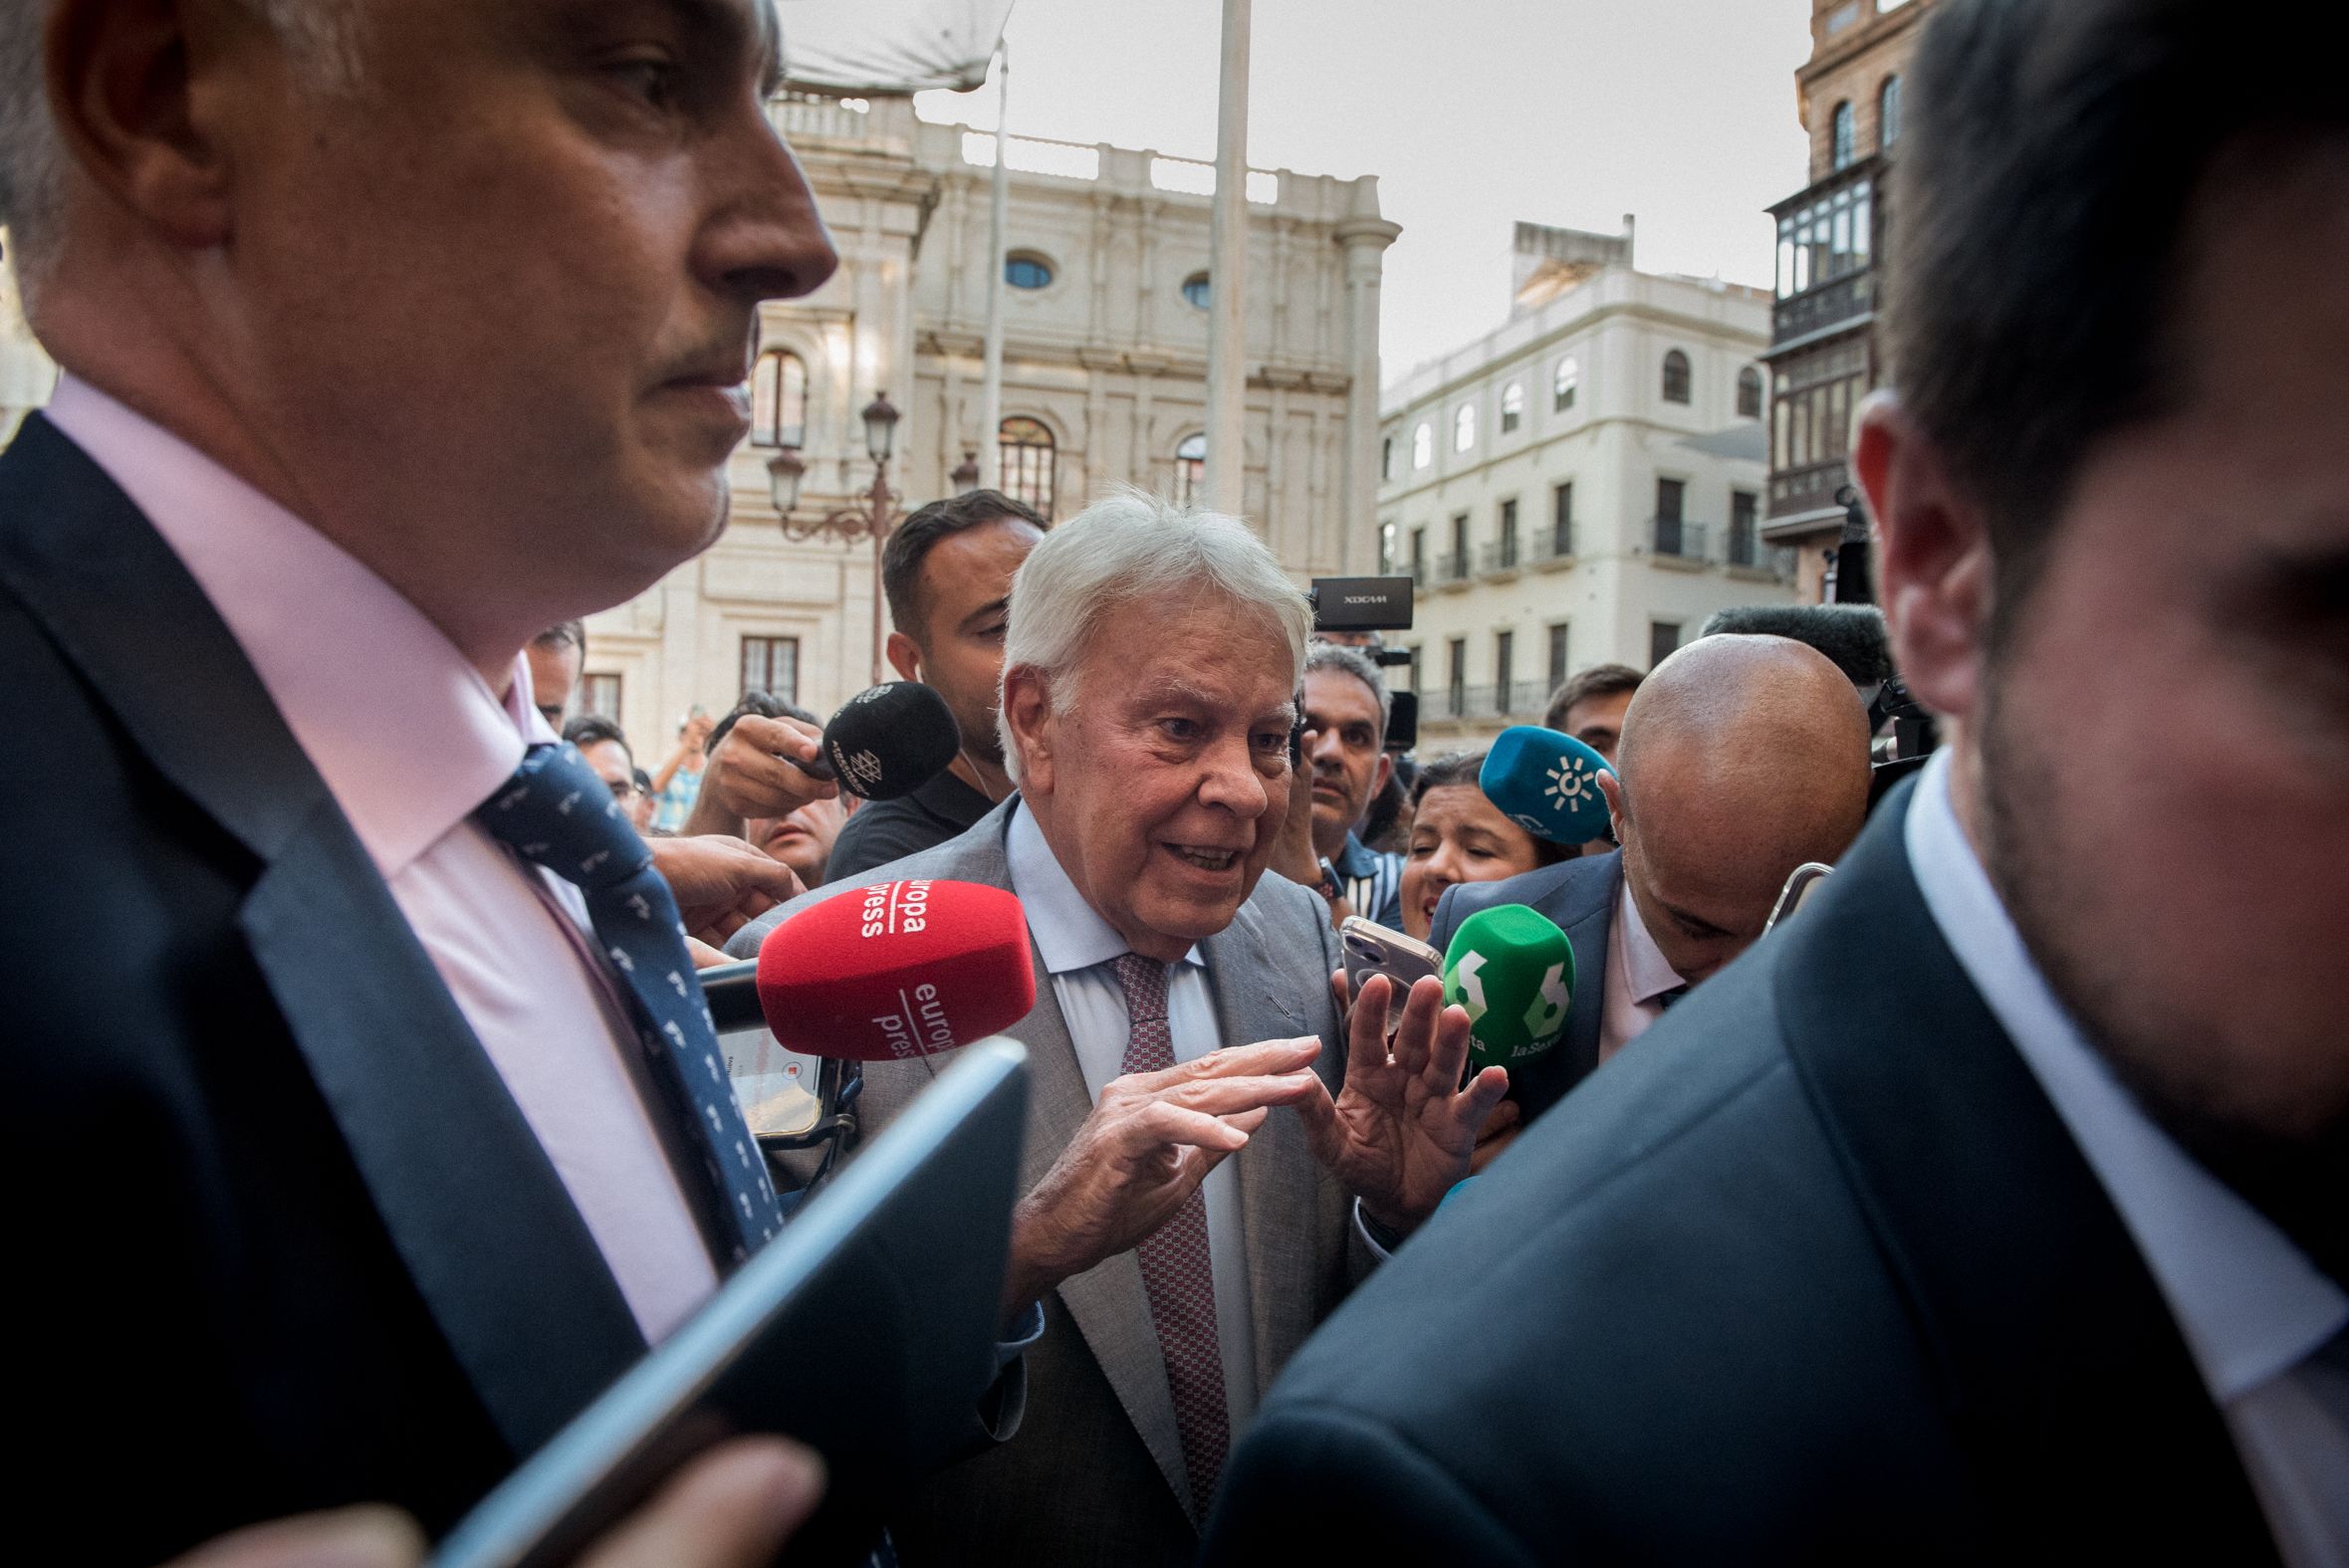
[1427,634,1871,1129]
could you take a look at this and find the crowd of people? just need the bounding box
[2,0,2342,1565]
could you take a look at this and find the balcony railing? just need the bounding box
[1419,683,1548,723]
[1478,538,1523,575]
[1432,551,1472,586]
[1651,518,1710,560]
[1527,523,1576,565]
[1727,525,1762,568]
[1766,458,1849,526]
[1770,269,1876,350]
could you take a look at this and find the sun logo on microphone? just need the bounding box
[1543,756,1598,811]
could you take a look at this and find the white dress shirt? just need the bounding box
[1005,801,1261,1432]
[48,375,719,1345]
[1906,750,2349,1566]
[1599,877,1687,1064]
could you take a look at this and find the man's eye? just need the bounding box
[608,57,677,107]
[1159,717,1200,742]
[1254,731,1290,754]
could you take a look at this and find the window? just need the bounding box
[1656,477,1686,558]
[1181,272,1211,309]
[1737,365,1763,420]
[1730,490,1760,566]
[1500,381,1524,434]
[1406,646,1423,695]
[1005,252,1054,290]
[1774,176,1874,298]
[1495,631,1516,712]
[1446,637,1467,714]
[1409,526,1427,582]
[1174,433,1207,505]
[750,349,807,448]
[1830,101,1855,171]
[1770,337,1868,475]
[1879,75,1903,151]
[1412,422,1433,470]
[1546,623,1570,695]
[1552,355,1579,412]
[1661,349,1692,405]
[998,416,1057,520]
[1549,481,1574,556]
[1649,620,1682,671]
[1378,521,1397,574]
[1497,498,1519,567]
[1449,512,1470,576]
[581,672,622,723]
[1381,436,1393,480]
[1454,402,1477,453]
[740,637,799,705]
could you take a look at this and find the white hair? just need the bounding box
[0,2,361,308]
[996,486,1312,784]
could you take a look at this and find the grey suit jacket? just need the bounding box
[1427,849,1622,1126]
[729,799,1356,1566]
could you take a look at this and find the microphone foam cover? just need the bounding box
[755,879,1036,1061]
[1480,726,1616,845]
[822,682,962,801]
[1442,904,1575,1077]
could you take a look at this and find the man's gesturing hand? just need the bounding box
[682,714,836,838]
[1300,972,1508,1236]
[1003,1038,1325,1311]
[649,833,804,947]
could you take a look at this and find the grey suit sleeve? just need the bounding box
[1202,1401,1545,1568]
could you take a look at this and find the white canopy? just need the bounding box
[777,0,1018,96]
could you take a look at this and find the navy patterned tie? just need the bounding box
[476,741,782,1263]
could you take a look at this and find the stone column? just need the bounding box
[1333,175,1401,574]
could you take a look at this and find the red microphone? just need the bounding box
[754,878,1036,1060]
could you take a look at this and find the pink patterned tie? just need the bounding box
[1111,952,1231,1522]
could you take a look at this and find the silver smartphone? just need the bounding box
[1339,916,1445,1020]
[1764,862,1834,935]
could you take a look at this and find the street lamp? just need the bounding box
[769,391,904,687]
[950,448,981,493]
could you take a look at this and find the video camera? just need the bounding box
[1307,574,1419,753]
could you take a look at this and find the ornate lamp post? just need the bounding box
[767,391,902,687]
[950,448,982,493]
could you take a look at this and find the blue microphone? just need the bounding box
[1480,726,1616,845]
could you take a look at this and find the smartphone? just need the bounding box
[1340,916,1444,1017]
[1764,862,1833,935]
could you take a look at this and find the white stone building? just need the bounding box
[579,93,1397,747]
[1375,223,1791,752]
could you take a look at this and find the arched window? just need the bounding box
[750,349,807,448]
[1662,349,1692,405]
[1005,252,1054,290]
[998,416,1056,519]
[1878,75,1903,151]
[1181,272,1212,309]
[1175,432,1206,504]
[1552,355,1579,412]
[1500,381,1525,434]
[1454,402,1477,453]
[1737,365,1763,420]
[1412,422,1433,470]
[1830,101,1856,171]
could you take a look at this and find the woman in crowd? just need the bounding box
[1398,750,1574,943]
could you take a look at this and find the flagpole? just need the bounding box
[1202,0,1250,516]
[978,42,1011,490]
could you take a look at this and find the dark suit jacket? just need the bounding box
[0,417,677,1562]
[730,802,1362,1567]
[1428,849,1622,1124]
[1202,783,2277,1565]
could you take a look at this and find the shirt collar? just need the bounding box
[1004,799,1206,977]
[1905,749,2347,1400]
[1614,875,1687,1007]
[46,374,541,880]
[1334,831,1383,879]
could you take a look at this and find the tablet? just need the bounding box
[433,1037,1031,1568]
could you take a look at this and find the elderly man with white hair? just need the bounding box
[728,489,1505,1566]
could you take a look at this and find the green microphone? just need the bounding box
[1441,904,1575,1078]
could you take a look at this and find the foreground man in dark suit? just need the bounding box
[1206,1,2349,1561]
[0,1,847,1561]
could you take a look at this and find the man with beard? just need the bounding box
[1297,642,1403,929]
[1205,0,2349,1561]
[821,489,1046,881]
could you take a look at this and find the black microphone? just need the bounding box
[1693,603,1891,688]
[803,681,961,801]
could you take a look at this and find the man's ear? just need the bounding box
[1596,769,1627,844]
[1370,750,1394,802]
[1000,666,1055,796]
[48,0,249,251]
[1851,391,1994,728]
[883,630,922,685]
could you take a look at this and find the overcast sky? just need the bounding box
[911,0,1814,387]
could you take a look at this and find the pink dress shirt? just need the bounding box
[46,375,718,1343]
[1598,878,1688,1064]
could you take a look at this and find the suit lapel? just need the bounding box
[0,419,647,1457]
[1772,787,2273,1558]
